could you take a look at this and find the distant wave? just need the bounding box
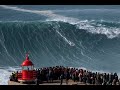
[1,5,120,38]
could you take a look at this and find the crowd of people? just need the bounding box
[9,66,120,85]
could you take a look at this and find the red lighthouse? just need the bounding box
[17,54,37,83]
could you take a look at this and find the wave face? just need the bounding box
[0,21,120,72]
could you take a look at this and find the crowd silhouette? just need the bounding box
[10,66,120,85]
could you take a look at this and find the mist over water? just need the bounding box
[0,5,120,85]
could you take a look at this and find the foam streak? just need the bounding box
[56,30,75,46]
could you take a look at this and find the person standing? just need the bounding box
[60,73,64,85]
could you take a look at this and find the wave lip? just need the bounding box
[1,5,120,39]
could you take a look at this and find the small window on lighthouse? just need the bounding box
[22,66,28,70]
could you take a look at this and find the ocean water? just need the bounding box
[0,5,120,85]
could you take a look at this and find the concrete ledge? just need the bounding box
[8,81,27,85]
[8,81,36,85]
[18,79,35,84]
[8,80,87,85]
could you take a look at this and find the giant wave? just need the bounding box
[0,21,120,71]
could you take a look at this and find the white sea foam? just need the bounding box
[1,5,120,39]
[56,30,75,46]
[0,66,21,85]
